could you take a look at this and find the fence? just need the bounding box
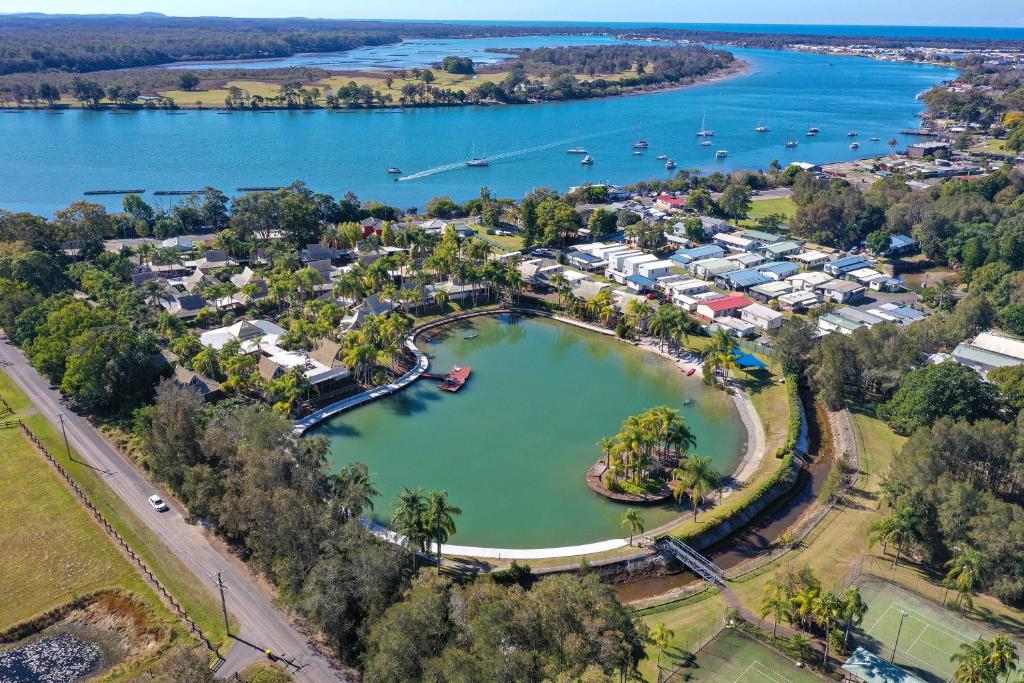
[16,421,221,660]
[656,610,732,683]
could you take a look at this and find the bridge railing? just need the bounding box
[658,536,725,585]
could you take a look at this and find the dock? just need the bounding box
[84,189,145,195]
[436,366,472,392]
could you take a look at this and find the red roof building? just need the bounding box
[655,194,687,212]
[695,295,753,320]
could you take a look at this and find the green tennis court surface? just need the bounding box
[677,629,822,682]
[853,576,989,682]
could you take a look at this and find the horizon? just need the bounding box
[0,2,1021,29]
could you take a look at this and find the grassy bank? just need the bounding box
[0,370,232,649]
[740,196,797,228]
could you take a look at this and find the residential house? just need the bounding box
[740,303,784,332]
[301,243,341,264]
[193,249,236,272]
[695,295,753,320]
[159,293,208,320]
[749,280,793,303]
[173,366,221,400]
[670,244,725,266]
[637,259,676,281]
[182,268,216,294]
[714,232,756,253]
[716,268,771,292]
[655,194,687,212]
[951,330,1024,379]
[867,302,928,325]
[761,241,803,260]
[676,291,725,312]
[756,261,800,281]
[817,279,866,304]
[698,216,732,235]
[883,234,917,257]
[161,236,194,251]
[726,252,765,269]
[786,271,834,291]
[788,250,831,269]
[777,290,820,311]
[625,274,656,293]
[817,307,885,335]
[575,279,611,302]
[566,251,607,272]
[691,257,738,280]
[711,316,758,338]
[419,219,449,235]
[737,229,785,247]
[823,255,874,277]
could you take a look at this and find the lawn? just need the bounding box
[971,138,1009,154]
[739,197,797,228]
[851,575,997,683]
[0,369,231,648]
[656,629,824,683]
[469,226,523,252]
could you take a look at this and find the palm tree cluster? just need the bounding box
[391,487,461,572]
[600,406,697,491]
[950,636,1018,683]
[760,568,868,666]
[342,313,411,387]
[703,328,741,387]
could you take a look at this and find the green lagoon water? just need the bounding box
[314,315,742,548]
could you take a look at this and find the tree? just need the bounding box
[423,490,461,572]
[621,508,645,546]
[392,486,429,560]
[587,207,617,237]
[719,185,752,224]
[37,83,60,106]
[841,585,868,645]
[865,229,893,255]
[880,362,1000,436]
[672,454,721,521]
[425,196,460,219]
[944,546,983,609]
[813,591,845,665]
[869,505,924,568]
[760,580,791,637]
[536,198,580,247]
[650,622,674,667]
[178,72,201,91]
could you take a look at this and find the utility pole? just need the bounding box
[213,570,230,635]
[57,413,73,462]
[890,611,908,663]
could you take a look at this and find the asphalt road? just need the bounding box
[0,336,345,681]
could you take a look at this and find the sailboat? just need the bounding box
[696,112,714,138]
[466,142,489,167]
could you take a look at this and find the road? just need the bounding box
[0,336,345,681]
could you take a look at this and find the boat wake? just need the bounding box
[396,126,637,181]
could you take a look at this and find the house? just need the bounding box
[340,294,395,332]
[817,279,866,304]
[437,281,489,301]
[161,236,194,251]
[360,217,384,235]
[788,250,831,269]
[757,261,800,281]
[761,241,803,259]
[737,229,785,246]
[716,268,770,291]
[908,141,950,159]
[695,295,753,320]
[193,249,237,271]
[847,267,887,285]
[200,319,286,352]
[750,281,793,302]
[824,255,874,277]
[951,330,1024,378]
[159,293,208,319]
[869,277,904,292]
[676,291,725,312]
[173,366,221,399]
[817,308,885,335]
[305,259,336,283]
[777,290,820,311]
[711,316,758,338]
[625,274,656,293]
[637,259,676,281]
[698,216,732,235]
[575,279,611,301]
[566,251,606,272]
[670,244,725,265]
[883,234,918,257]
[301,243,341,264]
[714,232,756,253]
[867,302,928,325]
[786,271,834,291]
[655,194,687,212]
[182,268,216,293]
[726,252,765,269]
[419,218,449,234]
[131,268,162,288]
[740,303,785,331]
[666,278,709,302]
[691,257,738,280]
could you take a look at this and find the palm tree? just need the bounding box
[650,622,674,667]
[154,310,183,339]
[985,635,1018,683]
[951,641,996,683]
[599,437,615,467]
[392,487,429,566]
[621,508,645,546]
[433,288,449,312]
[790,587,820,631]
[423,490,461,573]
[760,580,791,637]
[191,347,220,378]
[945,546,983,610]
[868,505,924,568]
[842,585,868,645]
[672,454,721,522]
[814,591,845,665]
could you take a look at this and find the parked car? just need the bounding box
[148,494,168,512]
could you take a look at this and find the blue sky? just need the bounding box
[1,0,1021,27]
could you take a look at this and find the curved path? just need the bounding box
[0,336,345,681]
[308,309,770,561]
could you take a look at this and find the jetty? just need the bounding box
[422,366,472,392]
[153,190,205,196]
[236,186,284,192]
[84,189,145,195]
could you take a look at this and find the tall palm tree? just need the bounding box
[650,622,674,667]
[868,505,924,568]
[790,587,820,631]
[621,508,645,546]
[191,347,220,378]
[842,585,868,645]
[760,580,791,637]
[945,546,983,610]
[814,591,845,665]
[985,635,1018,683]
[672,454,721,522]
[951,641,995,683]
[423,490,461,573]
[392,487,429,565]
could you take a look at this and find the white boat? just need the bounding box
[567,147,588,154]
[581,154,594,165]
[805,130,817,137]
[869,136,880,142]
[809,127,820,134]
[466,143,489,167]
[755,124,770,133]
[633,151,644,156]
[700,139,713,147]
[849,142,860,150]
[715,150,728,159]
[697,112,713,137]
[657,154,668,160]
[665,159,677,169]
[848,131,858,137]
[387,167,402,174]
[785,140,798,148]
[633,140,649,149]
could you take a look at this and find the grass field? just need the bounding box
[853,576,993,682]
[469,226,523,252]
[971,138,1009,154]
[0,369,231,647]
[663,630,823,683]
[0,425,170,630]
[740,197,797,228]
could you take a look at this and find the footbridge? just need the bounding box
[657,536,725,585]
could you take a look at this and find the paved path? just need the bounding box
[0,336,345,681]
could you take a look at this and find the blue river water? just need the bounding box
[0,44,954,215]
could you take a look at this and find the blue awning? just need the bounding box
[733,347,767,368]
[842,647,926,683]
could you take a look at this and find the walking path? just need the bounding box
[0,337,345,681]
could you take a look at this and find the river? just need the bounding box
[0,43,953,216]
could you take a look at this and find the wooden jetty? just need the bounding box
[154,190,205,196]
[84,189,145,195]
[422,367,472,392]
[236,186,284,192]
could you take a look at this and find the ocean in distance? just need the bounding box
[0,42,954,215]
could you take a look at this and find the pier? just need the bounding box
[423,367,472,392]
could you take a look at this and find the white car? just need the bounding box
[148,494,168,512]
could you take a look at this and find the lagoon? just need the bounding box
[0,45,953,215]
[312,314,742,549]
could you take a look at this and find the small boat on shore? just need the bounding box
[463,334,479,339]
[682,398,694,405]
[687,368,696,376]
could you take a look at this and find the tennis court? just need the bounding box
[853,576,989,682]
[672,629,822,682]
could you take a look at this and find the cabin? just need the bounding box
[716,268,770,292]
[670,244,725,266]
[788,250,831,269]
[883,234,918,257]
[817,279,866,304]
[695,295,753,321]
[749,280,793,303]
[740,303,785,331]
[711,316,758,338]
[565,251,606,272]
[690,257,738,280]
[824,255,874,277]
[777,290,820,312]
[952,330,1024,379]
[761,241,803,259]
[757,261,800,281]
[786,271,834,291]
[714,232,756,253]
[817,308,885,336]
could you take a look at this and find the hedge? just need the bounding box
[776,373,803,458]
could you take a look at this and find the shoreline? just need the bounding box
[0,59,750,114]
[305,307,766,560]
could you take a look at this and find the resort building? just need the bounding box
[695,295,753,320]
[158,292,208,320]
[199,319,287,351]
[172,366,222,400]
[740,303,785,332]
[951,330,1024,379]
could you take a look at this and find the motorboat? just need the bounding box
[657,154,669,160]
[633,150,644,156]
[466,158,490,167]
[567,147,588,154]
[848,131,858,137]
[387,167,402,174]
[806,130,817,137]
[785,140,798,148]
[809,127,820,134]
[700,139,713,147]
[869,136,880,141]
[715,150,728,159]
[849,142,860,150]
[755,125,770,133]
[665,159,677,170]
[633,140,649,148]
[581,154,594,165]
